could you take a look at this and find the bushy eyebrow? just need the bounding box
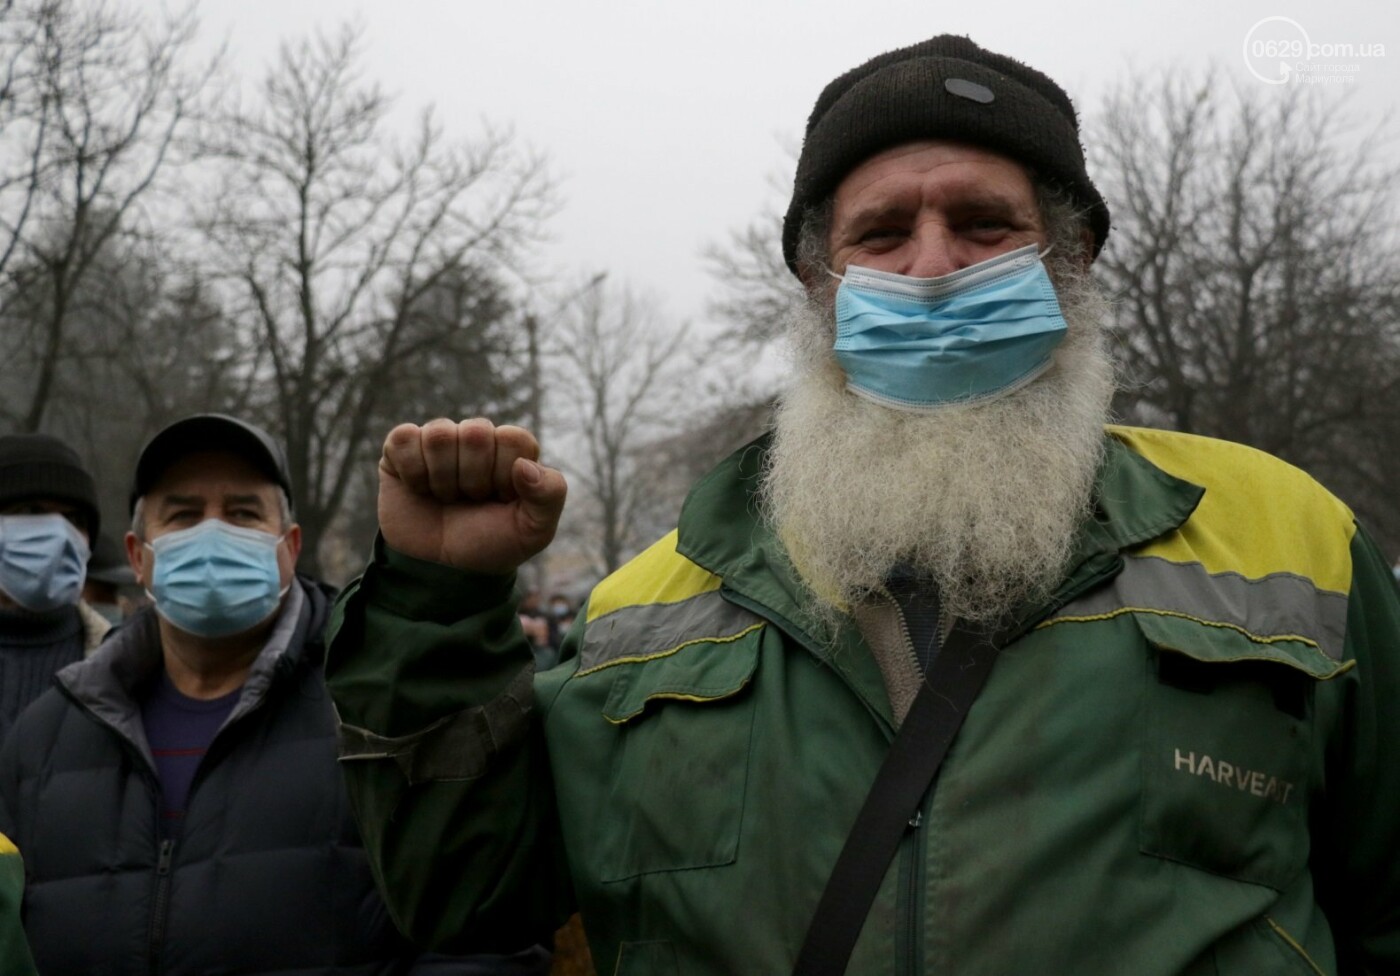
[836,200,915,234]
[155,494,206,511]
[941,192,1038,222]
[156,492,267,512]
[221,493,266,509]
[836,189,1035,239]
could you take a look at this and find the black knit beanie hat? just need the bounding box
[782,34,1111,276]
[0,433,100,538]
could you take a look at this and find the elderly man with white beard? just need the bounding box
[324,36,1400,976]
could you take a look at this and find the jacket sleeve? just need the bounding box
[1312,524,1400,974]
[0,710,29,849]
[0,748,15,845]
[0,835,37,976]
[325,537,573,954]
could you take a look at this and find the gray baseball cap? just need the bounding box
[129,414,292,514]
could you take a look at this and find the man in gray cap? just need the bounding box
[0,414,556,974]
[324,37,1400,975]
[0,433,109,743]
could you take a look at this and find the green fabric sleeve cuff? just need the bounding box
[326,534,533,739]
[363,534,518,623]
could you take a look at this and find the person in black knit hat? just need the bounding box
[782,34,1110,273]
[322,34,1400,976]
[0,433,110,744]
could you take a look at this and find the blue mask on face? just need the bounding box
[0,514,90,613]
[147,519,287,639]
[831,244,1068,412]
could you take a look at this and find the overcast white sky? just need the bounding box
[195,0,1398,332]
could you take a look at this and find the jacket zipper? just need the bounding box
[713,534,1124,974]
[899,592,937,976]
[58,680,275,976]
[144,681,272,975]
[719,586,898,734]
[56,694,173,976]
[896,802,928,976]
[725,578,946,974]
[148,837,175,974]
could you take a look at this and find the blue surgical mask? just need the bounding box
[0,514,90,613]
[831,244,1068,411]
[147,519,287,639]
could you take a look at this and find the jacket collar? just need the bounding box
[76,600,112,655]
[675,434,820,642]
[54,577,329,759]
[678,430,1202,590]
[675,429,1203,729]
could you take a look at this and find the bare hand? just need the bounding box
[377,419,567,575]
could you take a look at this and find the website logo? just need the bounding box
[1243,16,1385,86]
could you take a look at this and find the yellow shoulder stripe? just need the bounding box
[586,530,722,622]
[0,833,16,856]
[1108,426,1355,593]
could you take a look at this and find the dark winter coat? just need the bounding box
[0,577,422,975]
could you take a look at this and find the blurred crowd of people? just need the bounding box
[518,589,578,672]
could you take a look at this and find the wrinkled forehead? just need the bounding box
[143,450,281,504]
[831,140,1039,217]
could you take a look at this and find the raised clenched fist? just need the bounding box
[377,418,567,575]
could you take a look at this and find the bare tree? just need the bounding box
[0,0,47,283]
[701,154,803,347]
[0,0,210,430]
[0,216,260,536]
[1093,69,1400,552]
[322,262,534,584]
[198,24,554,576]
[547,280,693,576]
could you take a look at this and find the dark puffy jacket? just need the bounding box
[0,577,422,975]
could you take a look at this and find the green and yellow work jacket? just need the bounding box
[0,833,37,976]
[327,426,1400,975]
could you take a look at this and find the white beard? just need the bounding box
[761,259,1117,625]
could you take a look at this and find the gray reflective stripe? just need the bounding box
[1050,555,1348,660]
[580,589,764,674]
[335,665,533,784]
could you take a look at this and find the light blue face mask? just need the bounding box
[831,244,1068,412]
[147,519,287,639]
[0,513,90,613]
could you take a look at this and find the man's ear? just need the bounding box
[796,260,823,295]
[1078,228,1096,272]
[124,531,147,588]
[797,258,842,304]
[282,523,303,564]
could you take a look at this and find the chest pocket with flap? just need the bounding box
[592,627,762,884]
[1136,611,1351,890]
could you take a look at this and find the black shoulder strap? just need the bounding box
[792,625,1004,975]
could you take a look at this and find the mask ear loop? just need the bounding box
[273,530,292,600]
